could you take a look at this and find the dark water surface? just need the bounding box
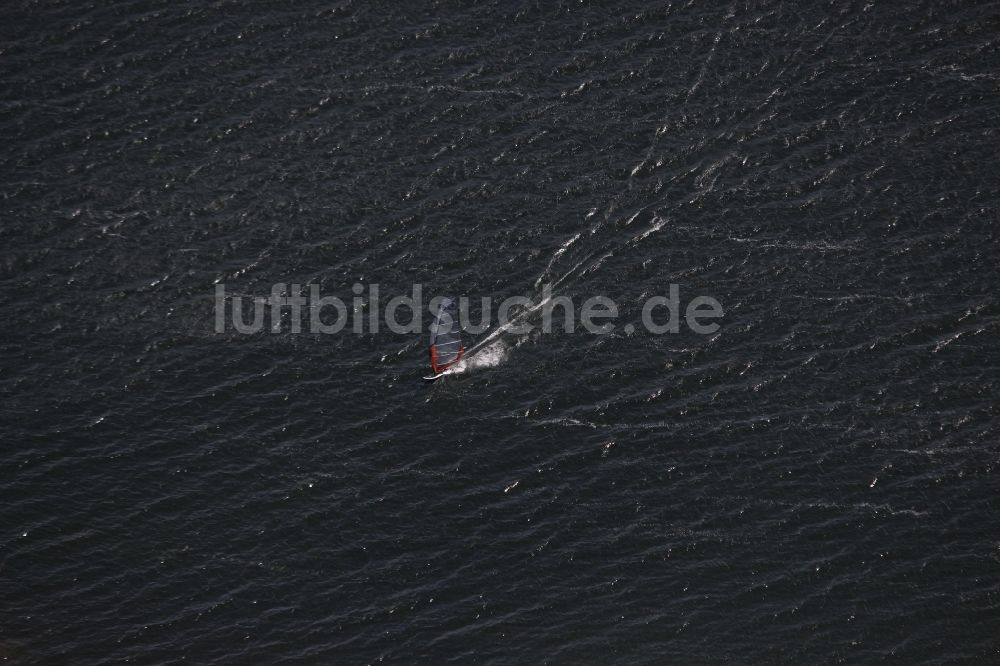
[2,1,999,663]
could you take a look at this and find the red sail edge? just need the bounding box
[430,343,464,374]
